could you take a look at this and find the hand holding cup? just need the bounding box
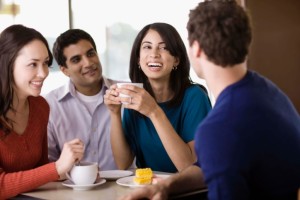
[116,83,143,105]
[55,138,85,179]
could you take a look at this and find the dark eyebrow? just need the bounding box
[69,54,80,61]
[69,47,96,60]
[87,48,96,53]
[141,41,165,45]
[142,41,151,45]
[30,56,49,62]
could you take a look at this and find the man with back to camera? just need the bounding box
[120,0,300,200]
[44,29,119,171]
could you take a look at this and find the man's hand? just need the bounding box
[119,182,169,200]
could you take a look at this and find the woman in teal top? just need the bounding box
[123,85,210,172]
[104,22,211,173]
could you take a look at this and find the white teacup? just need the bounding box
[116,83,143,104]
[66,161,98,185]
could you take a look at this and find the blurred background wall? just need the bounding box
[246,0,300,113]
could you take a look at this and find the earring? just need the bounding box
[172,65,177,70]
[138,65,141,69]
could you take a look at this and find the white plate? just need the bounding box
[62,178,106,190]
[99,170,133,180]
[116,174,170,188]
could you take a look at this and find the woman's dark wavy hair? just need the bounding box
[129,22,193,107]
[52,29,97,68]
[187,0,252,67]
[0,24,53,135]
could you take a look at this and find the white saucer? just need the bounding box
[116,174,170,188]
[62,178,106,190]
[100,170,133,180]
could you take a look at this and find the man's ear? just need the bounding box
[191,40,202,58]
[60,66,70,77]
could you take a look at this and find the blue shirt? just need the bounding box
[123,85,211,173]
[44,77,118,170]
[195,70,300,200]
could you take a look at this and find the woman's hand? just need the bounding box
[104,84,122,114]
[55,138,84,177]
[116,84,159,117]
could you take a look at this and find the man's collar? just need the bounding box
[57,76,117,101]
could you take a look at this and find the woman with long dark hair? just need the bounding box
[105,22,211,173]
[0,24,84,199]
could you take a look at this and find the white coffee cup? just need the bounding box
[116,83,143,104]
[66,161,98,185]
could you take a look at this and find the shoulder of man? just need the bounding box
[42,83,69,104]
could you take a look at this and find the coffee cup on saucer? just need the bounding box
[66,161,98,185]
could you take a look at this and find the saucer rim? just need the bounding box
[116,174,170,188]
[62,178,106,188]
[99,170,133,180]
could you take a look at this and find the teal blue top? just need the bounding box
[122,85,211,172]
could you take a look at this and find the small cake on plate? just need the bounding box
[134,168,153,185]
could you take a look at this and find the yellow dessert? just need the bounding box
[134,168,153,185]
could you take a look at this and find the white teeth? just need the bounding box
[148,63,162,67]
[31,81,42,85]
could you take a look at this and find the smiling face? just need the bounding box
[139,29,179,83]
[61,39,102,95]
[13,39,50,99]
